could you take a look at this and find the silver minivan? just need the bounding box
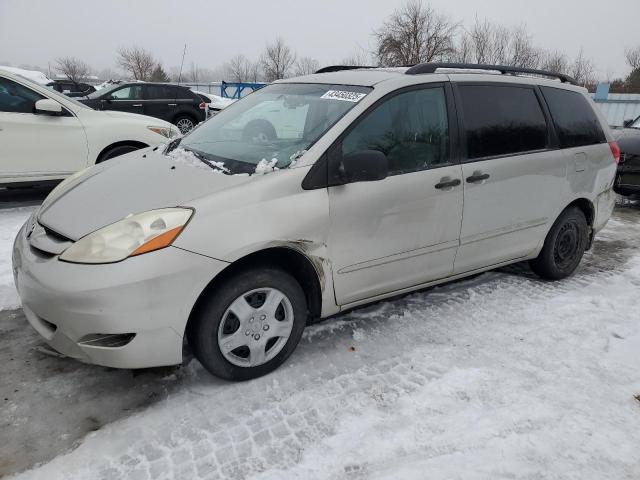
[13,63,619,380]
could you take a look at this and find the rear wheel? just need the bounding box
[174,115,196,134]
[187,268,307,381]
[529,207,588,280]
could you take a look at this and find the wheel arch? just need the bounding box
[96,140,148,163]
[186,246,324,338]
[557,197,596,250]
[172,110,199,124]
[565,197,595,227]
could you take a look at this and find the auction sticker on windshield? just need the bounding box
[320,90,367,102]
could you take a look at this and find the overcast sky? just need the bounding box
[1,0,638,79]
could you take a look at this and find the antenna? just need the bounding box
[177,44,187,85]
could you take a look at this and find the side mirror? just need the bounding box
[623,118,634,128]
[34,98,62,115]
[342,150,389,183]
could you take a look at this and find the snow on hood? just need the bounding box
[36,148,252,240]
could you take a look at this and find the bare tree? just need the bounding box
[570,48,595,87]
[625,45,640,71]
[225,55,252,82]
[261,37,296,81]
[540,50,570,74]
[374,1,457,66]
[116,46,155,81]
[455,19,540,68]
[247,60,261,82]
[294,56,320,76]
[341,48,374,66]
[55,57,92,83]
[188,62,200,83]
[508,26,541,68]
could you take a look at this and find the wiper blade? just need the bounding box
[183,148,231,174]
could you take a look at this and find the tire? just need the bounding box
[174,115,196,134]
[529,207,588,280]
[187,268,307,381]
[98,144,140,163]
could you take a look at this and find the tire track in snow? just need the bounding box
[12,216,640,480]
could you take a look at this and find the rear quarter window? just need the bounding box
[458,84,548,160]
[540,86,606,148]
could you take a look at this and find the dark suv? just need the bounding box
[81,83,206,133]
[613,115,640,196]
[47,79,96,97]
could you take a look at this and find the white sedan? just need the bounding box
[0,68,180,187]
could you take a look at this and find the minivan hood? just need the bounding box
[37,149,252,241]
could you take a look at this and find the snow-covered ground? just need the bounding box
[2,201,640,479]
[0,206,36,310]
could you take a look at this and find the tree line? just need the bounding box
[48,1,640,92]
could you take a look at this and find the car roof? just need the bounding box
[281,68,407,87]
[279,66,587,93]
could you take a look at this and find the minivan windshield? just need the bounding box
[631,116,640,129]
[178,83,371,174]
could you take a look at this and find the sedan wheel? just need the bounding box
[175,117,195,134]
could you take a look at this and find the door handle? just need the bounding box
[466,172,490,183]
[132,104,143,107]
[168,103,177,106]
[434,178,461,190]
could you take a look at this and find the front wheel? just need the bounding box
[98,144,140,162]
[529,207,588,280]
[187,268,307,381]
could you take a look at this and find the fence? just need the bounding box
[592,84,640,127]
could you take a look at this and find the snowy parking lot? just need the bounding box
[1,193,640,479]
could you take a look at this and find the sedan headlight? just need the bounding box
[59,208,193,264]
[148,126,181,139]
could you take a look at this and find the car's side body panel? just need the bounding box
[0,69,176,185]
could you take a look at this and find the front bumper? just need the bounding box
[13,222,228,369]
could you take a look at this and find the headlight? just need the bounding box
[59,208,193,264]
[148,126,180,139]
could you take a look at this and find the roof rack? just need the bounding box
[315,65,377,74]
[404,62,577,85]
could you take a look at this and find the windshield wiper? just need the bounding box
[182,147,231,174]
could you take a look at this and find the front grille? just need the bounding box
[78,333,136,348]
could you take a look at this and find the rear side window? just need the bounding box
[176,87,197,100]
[541,86,606,148]
[342,87,450,175]
[0,77,44,113]
[145,85,174,99]
[459,85,548,159]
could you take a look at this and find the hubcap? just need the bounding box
[176,118,194,133]
[554,222,580,268]
[217,288,294,368]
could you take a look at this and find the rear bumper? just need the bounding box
[13,222,228,368]
[615,163,640,194]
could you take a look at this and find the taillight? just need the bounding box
[609,141,621,164]
[199,102,206,110]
